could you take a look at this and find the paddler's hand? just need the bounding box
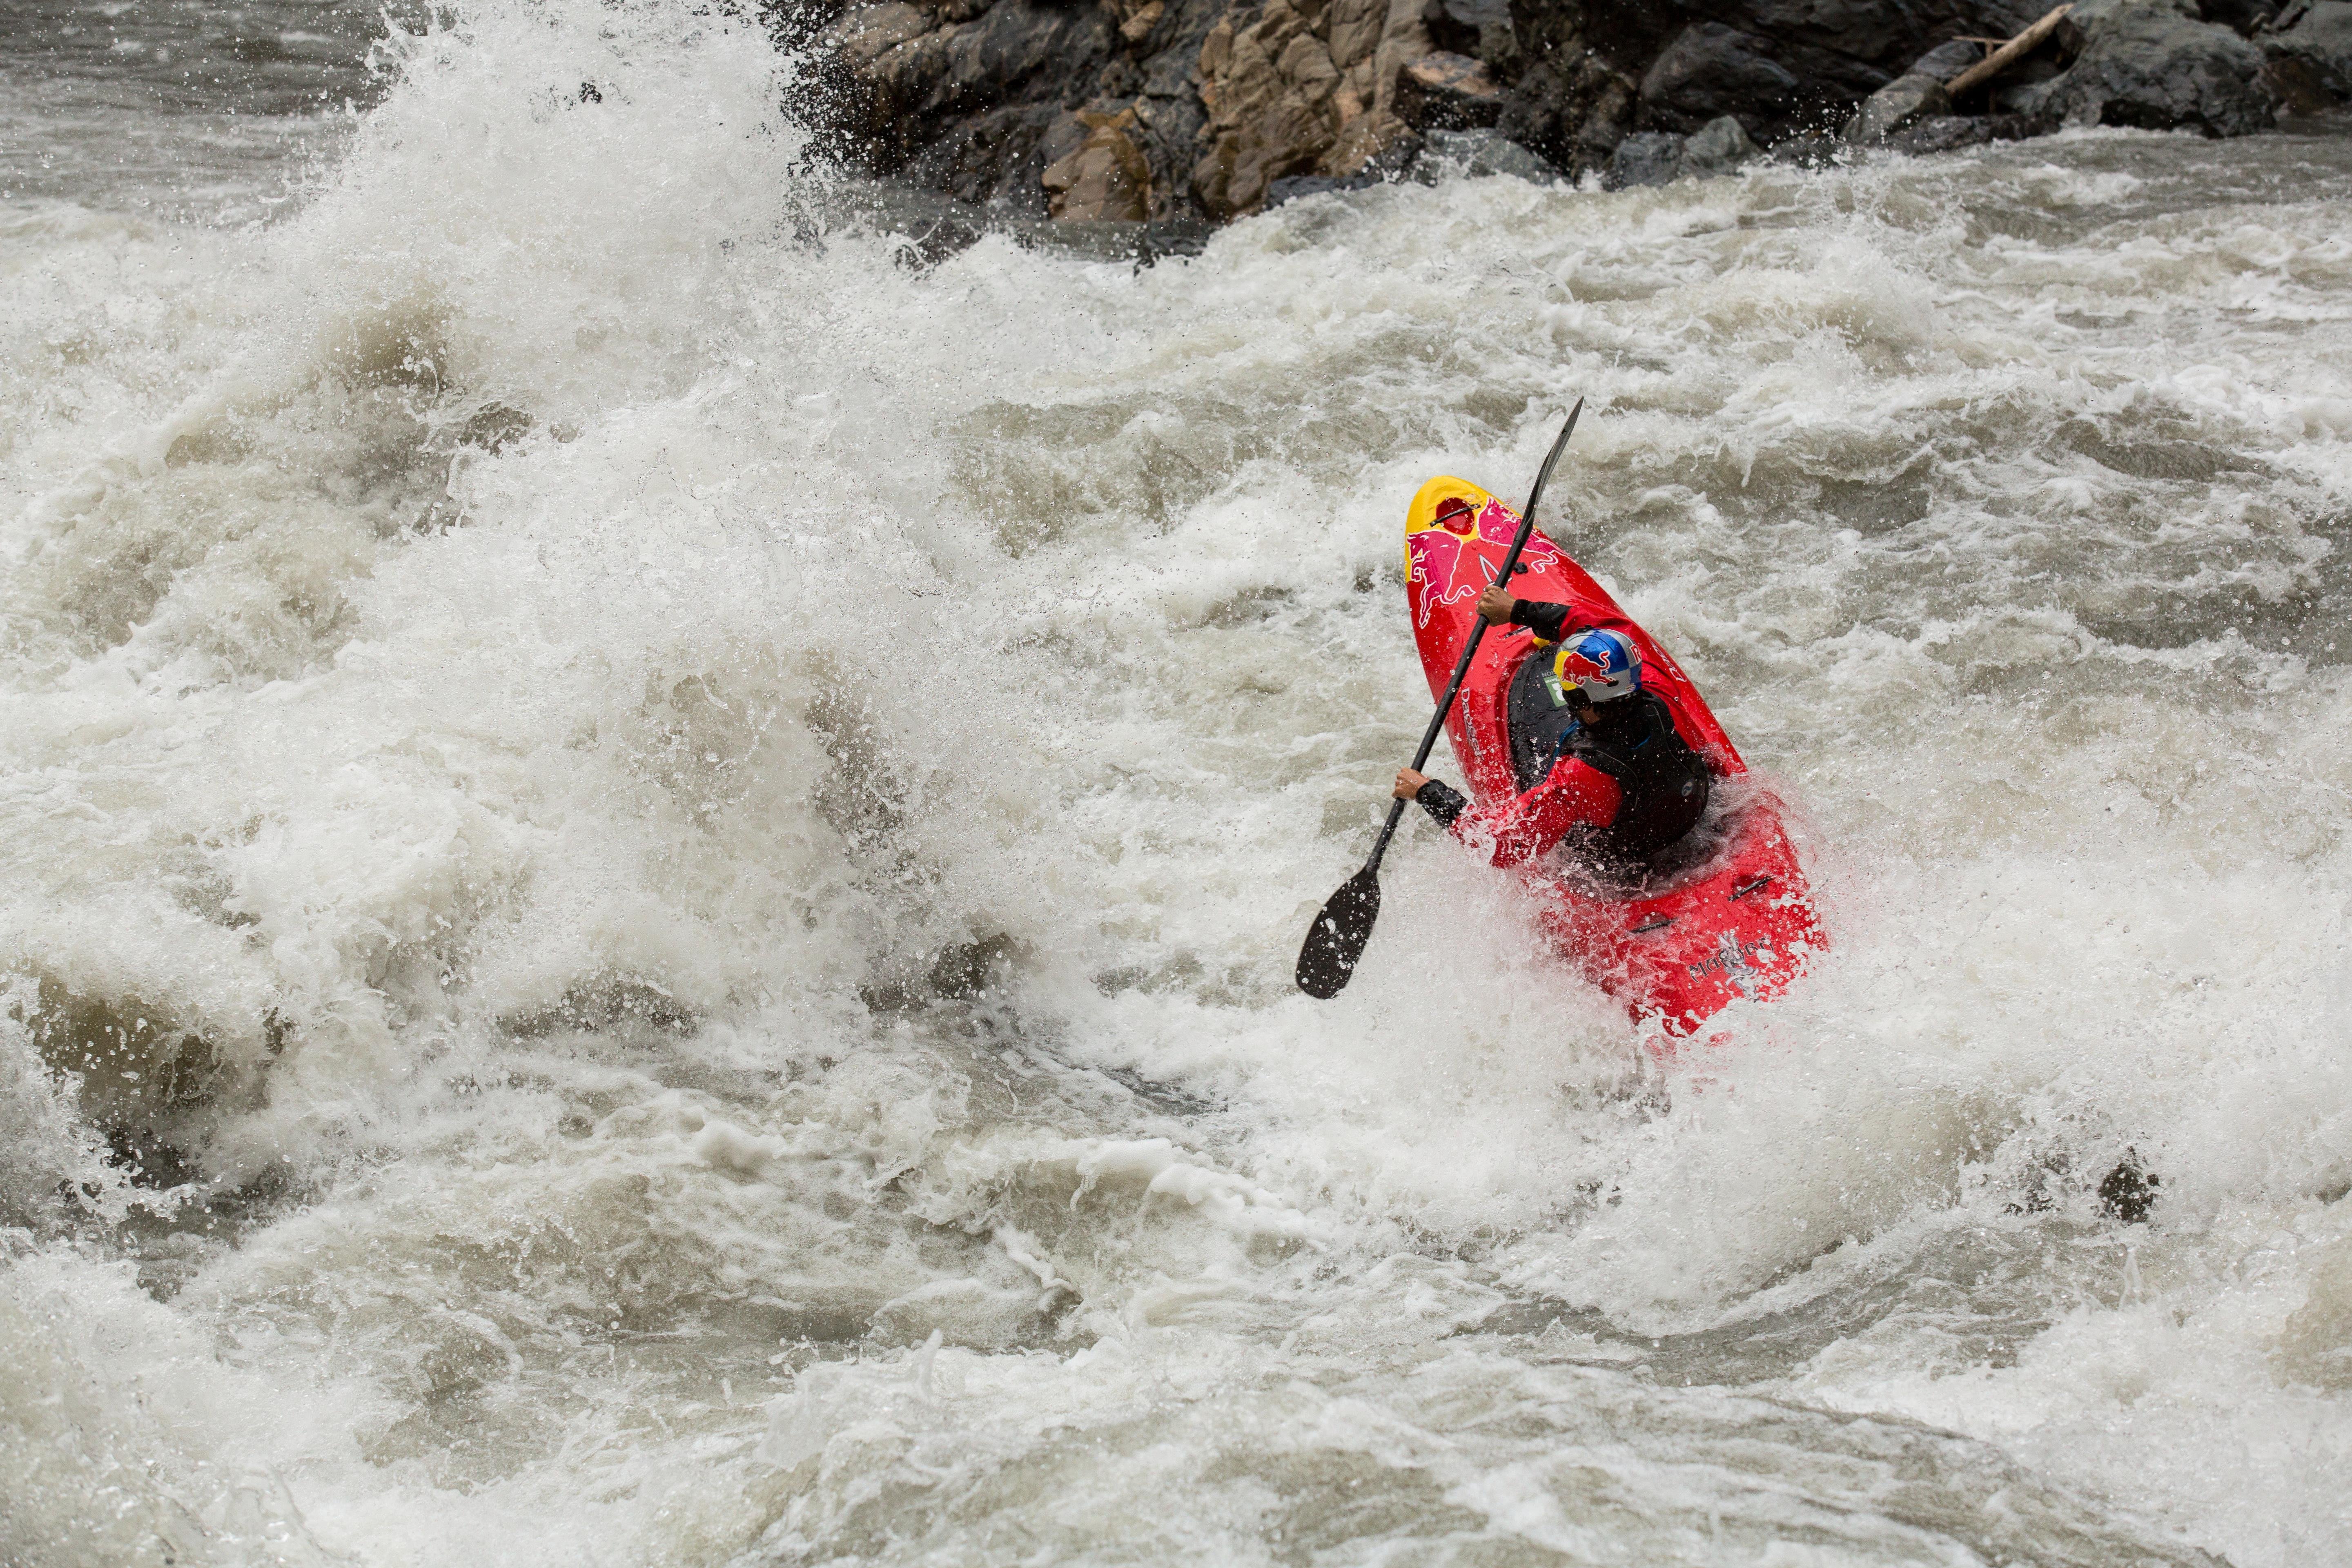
[1394,768,1432,801]
[1475,586,1517,625]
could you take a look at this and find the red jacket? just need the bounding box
[1450,755,1626,868]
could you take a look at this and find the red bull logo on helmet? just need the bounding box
[1553,629,1639,700]
[1559,647,1610,682]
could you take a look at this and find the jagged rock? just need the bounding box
[1044,106,1154,219]
[1679,113,1760,174]
[1840,36,1998,142]
[902,102,1063,210]
[1119,0,1166,43]
[1191,0,1413,218]
[1492,50,1638,176]
[2263,0,2352,105]
[1192,0,1342,216]
[1265,119,1423,204]
[819,0,1115,168]
[1571,71,1639,164]
[824,2,932,67]
[1416,126,1562,181]
[1325,114,1420,176]
[2046,0,2276,134]
[1610,130,1686,187]
[1394,50,1506,128]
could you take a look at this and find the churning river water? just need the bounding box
[7,2,2352,1564]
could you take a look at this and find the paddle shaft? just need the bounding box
[1358,408,1580,876]
[1357,521,1532,875]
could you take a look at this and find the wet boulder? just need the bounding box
[1639,22,1804,134]
[1394,50,1506,129]
[1490,49,1639,179]
[1633,7,1975,142]
[1609,130,1686,187]
[2262,0,2352,106]
[2042,0,2276,133]
[1606,115,1757,186]
[1844,71,1952,139]
[1912,38,1998,82]
[1886,113,1997,149]
[1679,114,1761,174]
[1844,39,1986,142]
[1416,127,1562,181]
[1764,131,1844,166]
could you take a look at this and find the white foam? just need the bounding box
[6,4,2352,1562]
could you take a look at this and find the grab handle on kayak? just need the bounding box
[1728,875,1775,902]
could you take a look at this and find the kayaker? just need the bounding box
[1392,584,1713,875]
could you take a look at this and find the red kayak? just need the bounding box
[1404,475,1825,1037]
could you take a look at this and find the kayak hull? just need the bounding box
[1403,475,1824,1036]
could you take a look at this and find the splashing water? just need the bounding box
[6,2,2352,1564]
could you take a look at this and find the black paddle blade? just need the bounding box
[1296,864,1382,999]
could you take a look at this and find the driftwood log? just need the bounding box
[1947,4,2075,99]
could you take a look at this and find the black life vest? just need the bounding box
[1506,654,1710,867]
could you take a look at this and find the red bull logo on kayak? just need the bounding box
[1405,496,1562,629]
[1407,528,1490,627]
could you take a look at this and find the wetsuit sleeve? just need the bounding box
[1413,778,1468,828]
[1459,758,1622,868]
[1509,599,1572,642]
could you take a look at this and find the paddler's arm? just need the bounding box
[1394,762,1621,867]
[1393,768,1467,827]
[1474,586,1570,642]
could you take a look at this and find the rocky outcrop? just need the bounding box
[2036,0,2274,134]
[769,0,2323,230]
[1608,129,1686,187]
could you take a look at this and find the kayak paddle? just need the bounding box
[1294,399,1584,1000]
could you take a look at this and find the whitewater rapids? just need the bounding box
[4,3,2351,1563]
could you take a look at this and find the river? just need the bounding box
[4,2,2351,1564]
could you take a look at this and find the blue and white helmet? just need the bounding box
[1552,628,1642,704]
